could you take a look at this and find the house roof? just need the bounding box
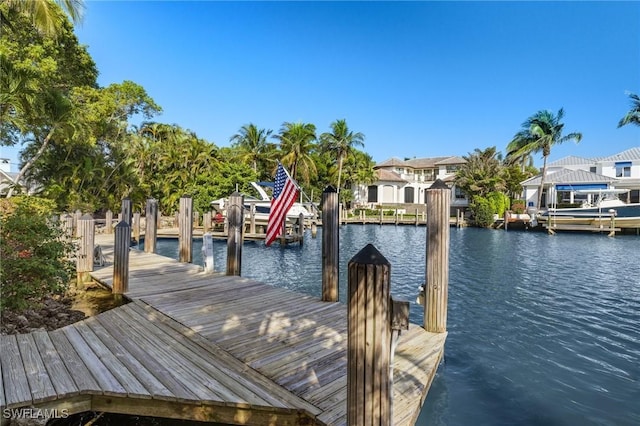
[548,146,640,166]
[374,157,406,168]
[522,168,618,186]
[375,156,466,169]
[548,155,593,167]
[599,146,640,162]
[375,169,407,182]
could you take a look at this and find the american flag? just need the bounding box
[265,163,299,246]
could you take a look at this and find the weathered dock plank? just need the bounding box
[31,331,80,398]
[47,330,102,395]
[15,333,57,403]
[1,335,32,407]
[92,311,199,403]
[61,326,127,396]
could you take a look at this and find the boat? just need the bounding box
[210,182,316,222]
[538,189,640,231]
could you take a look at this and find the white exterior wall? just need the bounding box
[600,161,640,179]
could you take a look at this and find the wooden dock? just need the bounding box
[1,234,446,425]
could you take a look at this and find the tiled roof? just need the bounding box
[374,157,406,168]
[522,168,618,186]
[375,156,466,169]
[375,169,407,182]
[435,156,466,165]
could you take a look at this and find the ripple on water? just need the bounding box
[155,226,640,426]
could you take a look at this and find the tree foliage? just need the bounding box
[274,121,318,184]
[319,119,365,193]
[618,92,640,128]
[454,146,505,197]
[508,109,582,209]
[0,196,75,312]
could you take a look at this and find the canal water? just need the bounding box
[152,226,640,426]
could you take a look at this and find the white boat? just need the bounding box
[210,182,316,222]
[539,189,640,231]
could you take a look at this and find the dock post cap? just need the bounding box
[323,185,337,193]
[79,213,93,220]
[115,220,130,228]
[349,243,390,266]
[428,179,449,190]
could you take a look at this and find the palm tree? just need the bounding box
[274,121,317,184]
[454,146,505,198]
[320,119,364,193]
[229,123,272,175]
[508,108,582,210]
[618,92,640,128]
[6,89,75,198]
[1,0,84,37]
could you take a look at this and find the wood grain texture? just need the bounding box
[2,233,445,425]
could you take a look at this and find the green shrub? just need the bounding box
[0,197,75,313]
[470,196,495,227]
[486,192,510,216]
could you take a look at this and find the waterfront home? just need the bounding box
[352,155,469,212]
[521,147,640,211]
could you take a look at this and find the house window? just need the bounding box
[615,162,631,177]
[425,169,436,181]
[404,187,415,203]
[446,165,459,173]
[367,185,378,203]
[454,186,465,199]
[590,166,597,173]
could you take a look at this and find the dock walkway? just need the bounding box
[1,234,446,425]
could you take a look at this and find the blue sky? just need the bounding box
[3,1,639,172]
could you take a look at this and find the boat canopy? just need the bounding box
[574,189,629,194]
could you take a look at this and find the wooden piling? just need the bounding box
[415,208,419,226]
[203,211,212,234]
[311,221,318,238]
[121,197,132,226]
[424,179,450,333]
[113,221,130,295]
[298,212,304,245]
[133,212,141,243]
[144,198,158,253]
[76,214,95,285]
[249,202,256,234]
[322,186,339,302]
[73,209,82,236]
[178,196,194,263]
[226,192,244,276]
[202,232,214,273]
[61,213,73,241]
[105,210,113,234]
[347,243,392,425]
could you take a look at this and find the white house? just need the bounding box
[0,158,36,196]
[352,156,468,210]
[521,147,640,210]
